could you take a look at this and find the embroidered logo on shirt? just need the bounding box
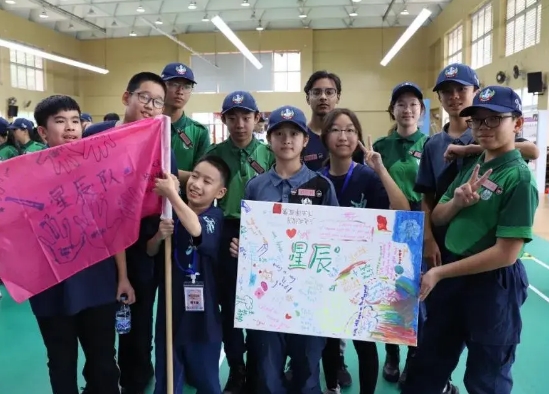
[350,193,367,208]
[301,197,312,204]
[480,189,493,200]
[203,216,216,234]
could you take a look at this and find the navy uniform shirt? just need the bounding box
[320,163,389,210]
[30,258,117,317]
[170,206,224,344]
[245,164,339,207]
[83,120,179,282]
[414,125,474,264]
[302,129,364,171]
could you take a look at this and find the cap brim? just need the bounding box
[392,86,423,102]
[221,106,257,115]
[433,79,475,92]
[162,75,197,84]
[7,125,16,130]
[267,120,308,135]
[459,104,518,117]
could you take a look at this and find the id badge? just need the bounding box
[184,282,205,312]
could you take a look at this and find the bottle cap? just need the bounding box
[120,293,128,302]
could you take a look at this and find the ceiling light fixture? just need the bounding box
[5,0,16,4]
[352,0,362,2]
[129,31,137,36]
[380,8,432,66]
[39,10,48,18]
[401,7,409,15]
[188,1,197,10]
[256,22,264,31]
[349,10,358,17]
[202,15,209,21]
[241,0,250,6]
[299,11,307,18]
[136,5,144,13]
[155,18,163,25]
[0,38,109,74]
[210,15,263,69]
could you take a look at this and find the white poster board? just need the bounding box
[234,201,424,346]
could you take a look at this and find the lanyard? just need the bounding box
[323,162,355,196]
[174,218,198,278]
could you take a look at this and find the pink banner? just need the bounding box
[0,117,165,302]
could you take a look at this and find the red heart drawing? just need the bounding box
[285,313,292,319]
[286,229,297,238]
[273,203,282,214]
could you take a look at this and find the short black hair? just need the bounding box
[104,112,120,121]
[126,72,167,97]
[304,71,342,96]
[34,95,81,128]
[194,155,231,187]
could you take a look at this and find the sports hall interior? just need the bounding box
[0,0,549,393]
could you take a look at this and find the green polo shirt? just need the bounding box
[206,137,275,219]
[373,129,427,203]
[440,149,538,258]
[21,140,46,154]
[171,114,211,171]
[0,143,19,161]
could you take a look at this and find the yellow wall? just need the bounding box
[3,0,549,138]
[0,10,82,117]
[79,28,431,138]
[424,0,549,110]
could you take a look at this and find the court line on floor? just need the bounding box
[522,254,549,304]
[219,349,226,367]
[524,253,549,272]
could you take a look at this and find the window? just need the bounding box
[191,51,301,94]
[273,52,301,92]
[471,3,493,69]
[446,25,463,65]
[505,0,542,56]
[9,50,44,92]
[191,112,226,143]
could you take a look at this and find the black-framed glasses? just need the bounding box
[466,115,513,129]
[309,88,338,98]
[131,91,164,109]
[166,81,194,92]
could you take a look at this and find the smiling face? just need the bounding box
[37,110,82,147]
[122,80,165,122]
[186,160,227,209]
[267,123,308,161]
[470,108,522,152]
[325,113,360,159]
[437,82,477,117]
[392,91,423,129]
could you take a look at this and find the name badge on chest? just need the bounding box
[184,273,204,312]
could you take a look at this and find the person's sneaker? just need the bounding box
[443,381,460,393]
[223,365,246,394]
[382,352,400,383]
[323,385,341,394]
[337,363,352,388]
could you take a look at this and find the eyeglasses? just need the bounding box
[131,92,164,109]
[466,115,513,129]
[309,88,338,98]
[166,81,194,92]
[329,128,357,135]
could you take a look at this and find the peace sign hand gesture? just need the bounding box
[453,164,493,208]
[359,135,385,174]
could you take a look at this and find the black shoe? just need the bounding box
[397,361,408,389]
[223,365,246,394]
[382,352,400,383]
[337,361,352,388]
[443,382,460,394]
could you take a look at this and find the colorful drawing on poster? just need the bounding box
[234,201,424,346]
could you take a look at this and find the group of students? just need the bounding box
[0,60,539,394]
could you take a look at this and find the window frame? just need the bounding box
[445,24,464,65]
[470,2,493,69]
[505,0,542,56]
[9,49,45,92]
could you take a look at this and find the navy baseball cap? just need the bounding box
[459,86,523,117]
[80,113,92,123]
[0,117,9,136]
[433,63,480,92]
[267,106,308,135]
[8,118,34,131]
[221,91,258,114]
[391,82,423,103]
[161,62,196,84]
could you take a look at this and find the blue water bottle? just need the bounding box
[115,294,131,334]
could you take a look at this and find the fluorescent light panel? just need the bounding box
[0,38,109,74]
[380,8,432,67]
[210,15,263,70]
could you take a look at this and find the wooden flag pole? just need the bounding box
[164,237,174,394]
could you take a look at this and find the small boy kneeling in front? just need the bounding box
[153,155,230,394]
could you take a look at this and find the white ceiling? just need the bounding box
[0,0,453,40]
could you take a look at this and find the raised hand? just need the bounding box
[453,164,493,208]
[37,215,86,264]
[154,173,179,197]
[359,135,384,173]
